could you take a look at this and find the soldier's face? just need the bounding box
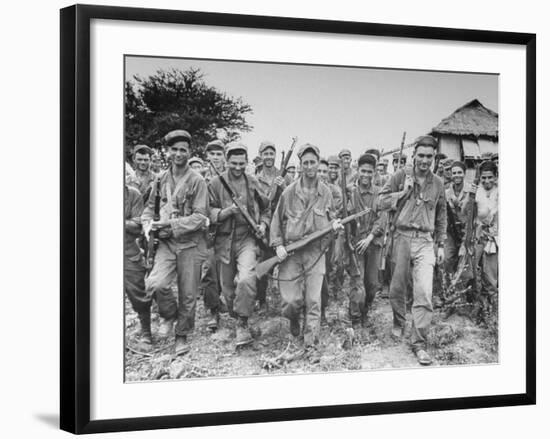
[227,153,248,178]
[358,163,375,186]
[341,154,351,169]
[328,164,340,180]
[169,142,190,167]
[150,156,161,172]
[415,146,434,172]
[261,148,276,168]
[317,163,329,182]
[444,166,452,180]
[451,166,465,185]
[207,149,224,168]
[480,170,496,190]
[190,163,203,173]
[287,167,296,179]
[301,152,319,179]
[376,164,385,174]
[134,152,151,172]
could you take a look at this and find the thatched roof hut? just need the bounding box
[430,99,498,163]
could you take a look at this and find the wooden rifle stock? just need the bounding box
[145,177,162,273]
[256,208,371,279]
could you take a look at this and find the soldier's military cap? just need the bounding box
[286,163,297,170]
[205,139,224,152]
[259,140,276,154]
[338,148,352,158]
[319,157,329,166]
[164,130,192,146]
[225,142,248,158]
[414,135,438,149]
[392,152,406,160]
[364,148,381,160]
[188,156,204,167]
[480,159,498,175]
[132,144,152,156]
[327,155,341,166]
[491,152,499,161]
[298,143,320,159]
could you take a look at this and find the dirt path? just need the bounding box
[124,287,498,381]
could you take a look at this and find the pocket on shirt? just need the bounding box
[313,207,331,230]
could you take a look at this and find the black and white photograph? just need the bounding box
[123,56,499,381]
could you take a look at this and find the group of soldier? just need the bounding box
[125,129,499,366]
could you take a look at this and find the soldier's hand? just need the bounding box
[276,245,288,261]
[332,219,344,232]
[158,227,173,239]
[437,247,445,265]
[258,223,267,237]
[274,176,285,187]
[469,183,478,194]
[151,220,170,231]
[221,204,240,219]
[356,235,373,255]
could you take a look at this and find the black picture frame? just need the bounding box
[60,4,536,434]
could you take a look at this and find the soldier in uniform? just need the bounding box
[317,158,343,323]
[379,135,446,365]
[150,152,163,174]
[286,160,297,181]
[142,130,209,356]
[271,144,343,362]
[445,161,470,274]
[327,155,341,186]
[255,141,287,311]
[441,158,454,188]
[128,144,156,203]
[189,156,205,176]
[346,153,386,326]
[339,148,357,184]
[125,184,153,349]
[208,143,271,347]
[375,158,390,188]
[391,152,407,175]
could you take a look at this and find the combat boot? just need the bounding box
[138,312,153,347]
[206,311,219,332]
[174,335,190,356]
[158,317,174,338]
[235,317,253,347]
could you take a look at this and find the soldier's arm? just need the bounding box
[370,197,387,238]
[269,193,285,248]
[378,171,405,211]
[126,189,143,234]
[169,178,209,238]
[141,180,156,224]
[208,178,224,224]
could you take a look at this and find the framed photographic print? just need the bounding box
[60,4,536,434]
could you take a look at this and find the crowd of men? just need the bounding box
[125,130,499,366]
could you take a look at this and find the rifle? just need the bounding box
[446,199,464,247]
[269,137,297,204]
[340,157,361,276]
[451,164,481,288]
[256,208,371,279]
[280,150,286,170]
[210,163,269,248]
[145,177,162,273]
[379,131,406,276]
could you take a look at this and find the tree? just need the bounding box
[125,68,253,158]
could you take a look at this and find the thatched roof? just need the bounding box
[431,99,498,138]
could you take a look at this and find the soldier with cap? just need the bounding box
[379,135,446,366]
[285,158,298,181]
[203,140,226,182]
[327,155,341,186]
[128,144,156,204]
[208,143,271,347]
[434,152,447,178]
[188,156,205,176]
[142,129,209,356]
[441,158,455,188]
[150,152,163,174]
[375,157,390,188]
[338,148,357,184]
[125,183,153,349]
[271,143,344,362]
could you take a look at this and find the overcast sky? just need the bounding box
[125,56,498,161]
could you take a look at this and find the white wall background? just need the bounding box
[0,0,545,438]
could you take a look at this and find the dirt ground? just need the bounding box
[124,281,498,381]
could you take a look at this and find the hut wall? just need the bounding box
[478,138,498,156]
[438,135,461,161]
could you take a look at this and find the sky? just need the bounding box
[125,56,498,161]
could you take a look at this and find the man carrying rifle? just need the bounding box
[125,183,153,349]
[346,153,387,327]
[255,140,289,311]
[142,130,209,356]
[445,161,470,274]
[270,144,344,363]
[379,135,446,366]
[208,143,271,347]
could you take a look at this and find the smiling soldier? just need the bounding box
[142,130,209,356]
[379,135,447,366]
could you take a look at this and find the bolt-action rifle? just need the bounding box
[269,137,297,205]
[256,208,371,279]
[340,158,361,276]
[210,164,269,248]
[145,177,161,274]
[379,131,407,278]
